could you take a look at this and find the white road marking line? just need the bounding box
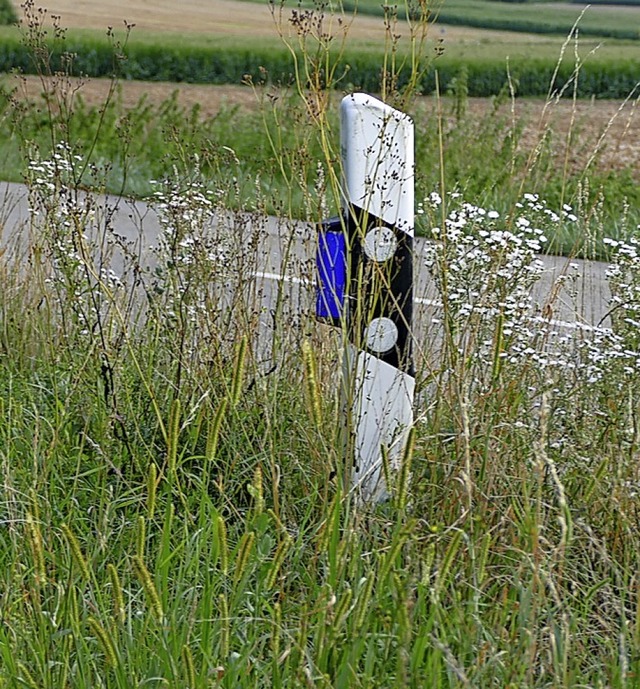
[253,271,310,286]
[253,271,591,331]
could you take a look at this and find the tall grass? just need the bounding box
[1,3,640,687]
[1,79,637,251]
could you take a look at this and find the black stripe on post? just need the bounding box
[346,205,414,376]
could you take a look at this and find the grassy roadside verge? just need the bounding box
[2,5,640,686]
[1,75,638,256]
[3,94,640,688]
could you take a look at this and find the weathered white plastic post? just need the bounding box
[316,92,414,503]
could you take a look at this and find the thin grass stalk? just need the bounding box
[393,573,411,685]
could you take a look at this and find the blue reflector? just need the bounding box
[316,222,347,324]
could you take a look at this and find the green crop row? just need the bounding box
[343,0,640,39]
[0,30,638,99]
[0,0,16,25]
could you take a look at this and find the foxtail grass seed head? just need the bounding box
[301,339,322,426]
[88,616,119,668]
[233,531,255,587]
[217,514,228,575]
[380,444,392,498]
[230,335,248,407]
[147,462,157,520]
[26,511,46,586]
[67,581,80,632]
[28,488,41,523]
[218,593,230,659]
[107,563,125,625]
[271,601,282,659]
[396,427,415,511]
[182,644,196,688]
[17,663,38,689]
[206,398,228,463]
[334,588,353,630]
[380,531,408,586]
[265,536,292,590]
[167,397,181,475]
[435,530,463,596]
[250,465,264,516]
[132,554,164,622]
[354,575,375,632]
[136,515,146,559]
[61,523,90,582]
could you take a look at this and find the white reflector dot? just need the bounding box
[363,226,397,262]
[365,317,398,353]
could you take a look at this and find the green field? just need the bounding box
[0,22,638,99]
[0,0,637,242]
[255,0,640,39]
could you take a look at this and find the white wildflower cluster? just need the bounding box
[27,143,95,257]
[27,143,95,219]
[604,233,640,333]
[424,193,548,375]
[150,175,232,329]
[575,230,640,385]
[26,144,124,338]
[424,191,640,397]
[151,176,229,269]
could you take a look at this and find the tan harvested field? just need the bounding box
[9,0,639,175]
[20,0,563,44]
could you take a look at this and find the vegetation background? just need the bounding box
[0,0,640,687]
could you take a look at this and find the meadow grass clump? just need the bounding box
[1,3,640,687]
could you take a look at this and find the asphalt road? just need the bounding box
[0,181,613,348]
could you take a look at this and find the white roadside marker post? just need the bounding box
[316,92,415,504]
